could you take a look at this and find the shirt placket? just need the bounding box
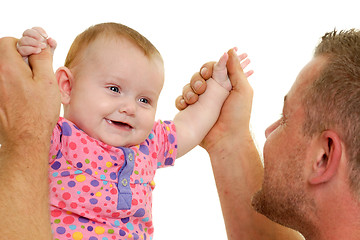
[116,147,135,210]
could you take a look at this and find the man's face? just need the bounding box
[252,56,328,230]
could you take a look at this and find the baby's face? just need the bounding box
[64,37,164,147]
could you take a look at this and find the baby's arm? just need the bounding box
[17,27,57,62]
[174,51,234,158]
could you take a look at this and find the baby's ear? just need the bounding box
[55,66,73,105]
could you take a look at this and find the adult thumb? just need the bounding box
[226,48,248,90]
[28,44,55,82]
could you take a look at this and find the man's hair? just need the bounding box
[64,22,162,68]
[303,29,360,195]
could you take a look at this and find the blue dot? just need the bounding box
[148,133,154,140]
[100,175,106,180]
[85,168,93,175]
[98,155,103,160]
[126,222,134,231]
[76,162,83,168]
[110,155,117,160]
[89,198,98,205]
[52,172,58,177]
[69,225,76,230]
[114,220,120,226]
[88,226,94,231]
[106,196,111,201]
[74,170,82,174]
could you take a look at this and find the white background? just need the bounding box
[1,0,359,239]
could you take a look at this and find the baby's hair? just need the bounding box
[64,22,162,68]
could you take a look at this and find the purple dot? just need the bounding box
[61,171,70,177]
[139,145,149,155]
[119,229,126,236]
[89,237,97,240]
[133,208,145,217]
[85,168,93,175]
[110,172,117,180]
[68,181,76,187]
[165,157,173,166]
[168,133,175,144]
[110,155,117,160]
[76,162,83,168]
[78,216,89,223]
[51,161,61,170]
[98,155,103,160]
[56,150,63,159]
[56,226,66,234]
[164,120,171,124]
[106,196,111,201]
[61,122,72,136]
[89,198,98,205]
[121,217,129,224]
[87,226,94,231]
[90,180,99,187]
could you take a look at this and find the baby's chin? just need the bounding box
[99,135,148,148]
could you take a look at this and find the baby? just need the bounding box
[17,23,248,240]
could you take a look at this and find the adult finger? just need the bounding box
[29,44,55,82]
[227,48,248,90]
[0,37,30,79]
[182,83,199,104]
[199,61,216,80]
[175,95,188,110]
[189,72,207,95]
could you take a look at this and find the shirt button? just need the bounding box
[128,153,133,161]
[121,178,128,187]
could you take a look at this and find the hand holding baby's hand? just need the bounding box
[17,27,57,61]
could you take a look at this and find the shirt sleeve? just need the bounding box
[152,120,177,169]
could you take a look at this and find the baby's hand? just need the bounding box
[212,52,231,91]
[17,27,57,62]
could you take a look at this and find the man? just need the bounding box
[0,37,60,239]
[177,29,360,239]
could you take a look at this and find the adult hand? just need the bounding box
[0,37,59,239]
[176,49,301,239]
[175,49,254,153]
[0,37,60,147]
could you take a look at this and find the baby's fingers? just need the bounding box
[23,27,47,42]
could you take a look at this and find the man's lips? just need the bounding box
[106,119,133,130]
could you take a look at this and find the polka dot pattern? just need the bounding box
[49,117,177,239]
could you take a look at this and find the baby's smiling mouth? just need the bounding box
[106,119,133,130]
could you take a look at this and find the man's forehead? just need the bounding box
[287,56,328,99]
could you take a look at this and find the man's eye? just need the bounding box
[109,86,120,93]
[139,98,150,104]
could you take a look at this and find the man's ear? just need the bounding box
[308,130,342,185]
[55,66,74,105]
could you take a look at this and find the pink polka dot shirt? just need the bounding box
[49,117,177,240]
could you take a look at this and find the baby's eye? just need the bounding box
[139,97,150,104]
[109,86,120,93]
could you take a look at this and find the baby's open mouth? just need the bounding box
[106,119,133,129]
